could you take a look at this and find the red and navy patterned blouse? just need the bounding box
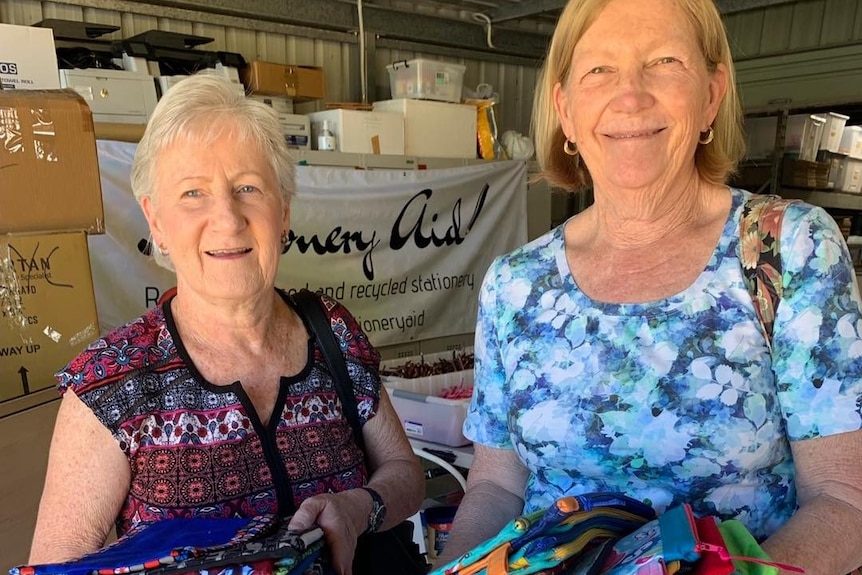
[55,290,381,536]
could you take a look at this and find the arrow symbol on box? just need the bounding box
[18,366,29,395]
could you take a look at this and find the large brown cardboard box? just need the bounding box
[0,393,60,572]
[1,231,99,402]
[241,61,326,101]
[0,89,105,234]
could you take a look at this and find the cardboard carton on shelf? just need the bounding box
[0,397,61,573]
[241,61,325,101]
[0,89,104,234]
[0,231,100,403]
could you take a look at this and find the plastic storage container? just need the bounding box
[785,114,826,161]
[819,112,850,153]
[387,59,466,103]
[839,125,862,159]
[381,351,474,447]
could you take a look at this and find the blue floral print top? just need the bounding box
[464,187,862,540]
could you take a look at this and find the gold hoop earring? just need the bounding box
[699,127,714,145]
[563,140,578,156]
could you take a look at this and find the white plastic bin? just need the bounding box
[820,112,850,153]
[839,126,862,160]
[381,351,474,447]
[387,59,466,103]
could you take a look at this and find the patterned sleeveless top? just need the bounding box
[56,291,380,536]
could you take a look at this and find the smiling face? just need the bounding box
[141,125,289,302]
[554,0,727,194]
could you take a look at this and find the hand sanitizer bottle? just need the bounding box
[318,120,337,151]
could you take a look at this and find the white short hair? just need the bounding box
[131,73,295,269]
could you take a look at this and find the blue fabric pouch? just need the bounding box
[12,515,330,575]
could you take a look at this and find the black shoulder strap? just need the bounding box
[292,290,367,455]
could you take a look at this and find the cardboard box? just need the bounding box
[780,158,830,189]
[372,99,477,159]
[241,61,325,101]
[60,68,158,124]
[0,89,105,234]
[0,398,60,573]
[0,24,60,90]
[0,231,100,403]
[307,109,405,155]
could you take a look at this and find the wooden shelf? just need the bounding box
[777,187,862,211]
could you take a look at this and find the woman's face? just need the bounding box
[141,129,289,302]
[554,0,727,192]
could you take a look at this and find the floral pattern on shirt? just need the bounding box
[465,187,862,540]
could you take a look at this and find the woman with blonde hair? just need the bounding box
[439,0,862,571]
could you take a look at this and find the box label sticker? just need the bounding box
[403,420,424,436]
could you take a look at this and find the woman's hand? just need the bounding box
[287,489,371,575]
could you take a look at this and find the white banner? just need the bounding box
[90,141,527,347]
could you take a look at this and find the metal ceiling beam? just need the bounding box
[122,0,550,59]
[490,0,801,24]
[715,0,799,12]
[490,0,566,24]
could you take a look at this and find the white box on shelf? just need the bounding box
[307,109,405,155]
[820,112,850,153]
[839,126,862,160]
[381,350,474,447]
[835,156,862,193]
[248,94,294,115]
[0,24,59,90]
[280,113,311,150]
[372,98,477,159]
[386,58,466,103]
[59,68,157,124]
[785,114,826,161]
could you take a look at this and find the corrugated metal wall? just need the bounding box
[2,0,861,133]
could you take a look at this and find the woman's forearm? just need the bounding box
[366,457,425,532]
[434,480,524,565]
[761,494,862,574]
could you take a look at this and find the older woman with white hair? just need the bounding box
[29,73,424,575]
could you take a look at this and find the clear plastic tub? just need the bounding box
[386,59,466,103]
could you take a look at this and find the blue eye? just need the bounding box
[237,185,259,194]
[182,189,201,198]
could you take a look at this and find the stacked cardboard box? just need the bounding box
[0,87,104,571]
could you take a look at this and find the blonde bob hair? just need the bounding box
[533,0,746,191]
[131,73,295,270]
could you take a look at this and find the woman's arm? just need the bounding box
[29,391,130,563]
[761,430,862,574]
[288,391,423,574]
[434,444,529,565]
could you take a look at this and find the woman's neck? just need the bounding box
[170,288,286,354]
[586,174,726,250]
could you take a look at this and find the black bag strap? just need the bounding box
[292,289,367,456]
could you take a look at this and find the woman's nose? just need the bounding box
[610,68,655,113]
[212,194,246,229]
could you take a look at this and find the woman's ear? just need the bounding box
[140,196,165,250]
[553,82,575,142]
[705,63,729,128]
